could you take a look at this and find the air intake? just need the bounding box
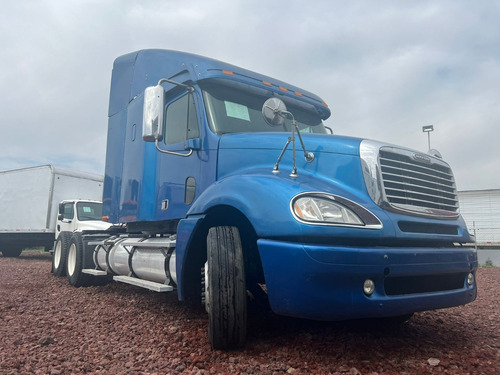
[360,141,459,219]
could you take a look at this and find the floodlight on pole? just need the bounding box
[422,125,434,151]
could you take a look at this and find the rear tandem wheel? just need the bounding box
[66,232,92,287]
[52,232,72,276]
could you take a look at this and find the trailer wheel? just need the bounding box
[206,226,247,349]
[66,232,91,287]
[1,247,23,257]
[52,232,72,276]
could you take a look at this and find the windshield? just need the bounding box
[76,202,103,221]
[202,82,326,135]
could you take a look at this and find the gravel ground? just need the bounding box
[0,251,499,375]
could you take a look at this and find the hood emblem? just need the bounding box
[413,153,432,164]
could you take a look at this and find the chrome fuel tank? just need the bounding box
[94,237,176,285]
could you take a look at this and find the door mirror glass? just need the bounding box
[262,97,288,126]
[143,85,165,142]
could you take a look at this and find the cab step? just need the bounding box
[113,275,174,292]
[82,269,108,276]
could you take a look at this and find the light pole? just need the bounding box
[422,125,434,151]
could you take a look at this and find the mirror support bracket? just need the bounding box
[157,78,194,93]
[262,98,315,177]
[155,139,193,157]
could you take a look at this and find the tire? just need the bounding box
[206,226,247,349]
[1,247,23,257]
[66,232,91,287]
[52,232,72,276]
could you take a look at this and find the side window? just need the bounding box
[164,93,199,145]
[63,203,74,220]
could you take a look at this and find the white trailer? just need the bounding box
[0,165,106,257]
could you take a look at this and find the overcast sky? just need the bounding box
[1,0,499,191]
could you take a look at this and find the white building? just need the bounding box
[458,189,500,248]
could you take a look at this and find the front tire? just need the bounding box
[206,226,247,349]
[66,233,91,287]
[53,232,72,276]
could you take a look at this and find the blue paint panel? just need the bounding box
[117,96,146,222]
[175,215,205,301]
[140,141,158,221]
[155,150,203,220]
[103,110,126,222]
[257,239,477,320]
[108,52,137,117]
[217,133,365,194]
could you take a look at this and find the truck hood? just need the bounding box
[217,132,365,187]
[218,132,362,156]
[76,220,113,231]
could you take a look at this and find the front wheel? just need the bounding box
[206,226,247,349]
[66,233,91,287]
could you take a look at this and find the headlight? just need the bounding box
[293,196,364,225]
[291,193,383,228]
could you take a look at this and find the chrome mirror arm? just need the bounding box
[157,78,194,92]
[272,137,293,174]
[155,139,193,157]
[262,98,315,178]
[294,121,315,163]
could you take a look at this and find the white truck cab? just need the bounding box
[52,200,112,276]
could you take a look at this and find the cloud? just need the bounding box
[0,0,498,191]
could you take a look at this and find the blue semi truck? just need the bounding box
[58,49,477,349]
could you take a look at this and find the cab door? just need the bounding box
[56,202,76,238]
[154,90,203,221]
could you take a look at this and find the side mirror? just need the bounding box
[143,85,165,142]
[58,214,63,221]
[262,98,288,126]
[58,203,64,215]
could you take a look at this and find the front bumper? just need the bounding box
[257,239,477,320]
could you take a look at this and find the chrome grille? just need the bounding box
[379,149,458,214]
